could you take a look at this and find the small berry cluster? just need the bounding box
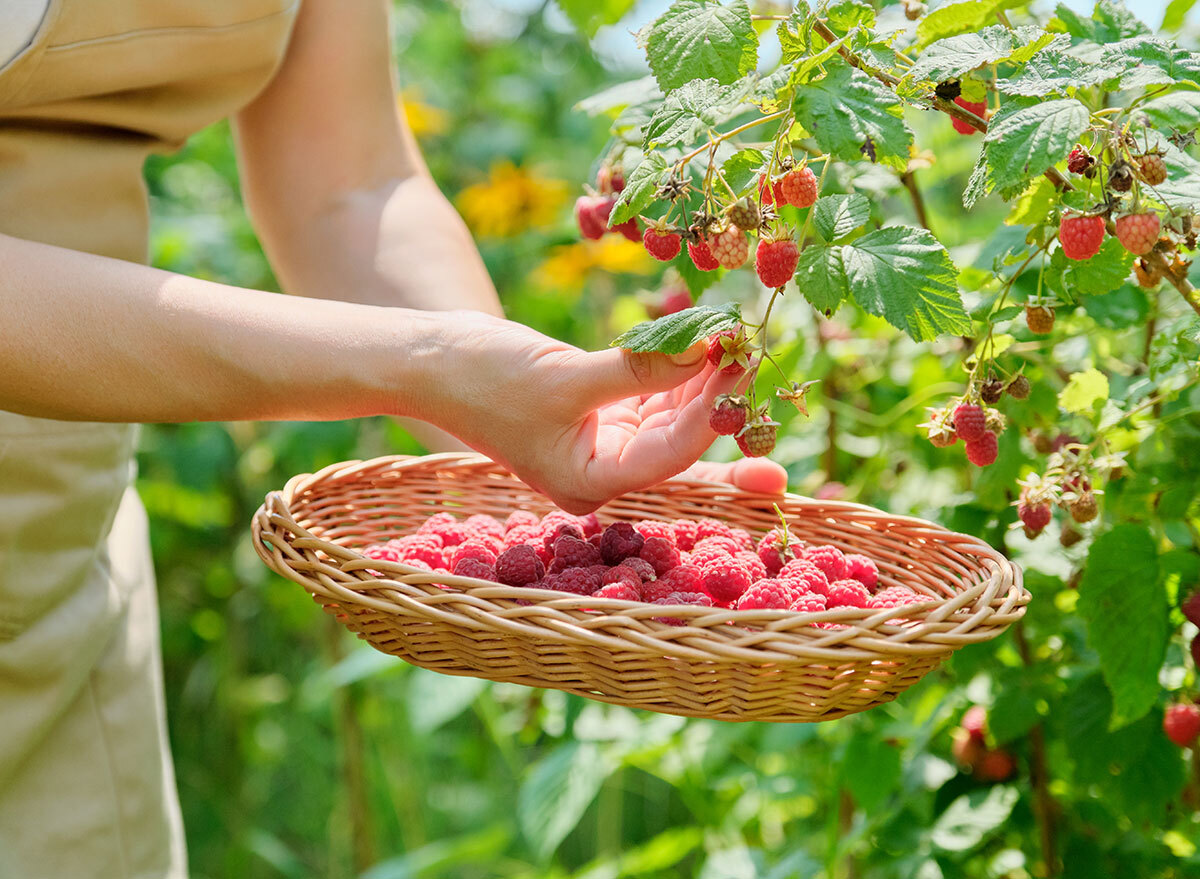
[951,705,1017,783]
[1014,465,1102,539]
[702,329,790,459]
[1162,592,1200,749]
[574,165,640,243]
[363,511,926,625]
[920,401,1009,467]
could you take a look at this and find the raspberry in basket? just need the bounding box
[618,557,655,583]
[600,522,645,565]
[640,579,674,602]
[419,512,469,546]
[451,540,498,569]
[789,592,828,613]
[651,591,713,625]
[844,553,879,590]
[701,557,752,606]
[634,520,677,545]
[659,564,703,595]
[779,559,829,595]
[671,519,700,550]
[870,586,922,609]
[541,510,582,534]
[495,544,545,586]
[546,566,601,595]
[452,558,496,581]
[504,510,540,532]
[757,527,800,575]
[392,535,445,569]
[827,579,870,608]
[688,544,732,569]
[579,512,602,537]
[594,582,640,602]
[602,565,642,589]
[737,551,768,581]
[553,533,602,569]
[639,537,680,576]
[803,545,849,581]
[736,579,795,610]
[695,518,734,543]
[694,535,741,557]
[544,522,584,556]
[465,514,505,540]
[363,543,402,563]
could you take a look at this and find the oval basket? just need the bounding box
[252,453,1028,723]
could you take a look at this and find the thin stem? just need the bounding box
[900,170,932,232]
[674,110,790,169]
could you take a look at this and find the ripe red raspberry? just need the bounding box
[870,585,922,609]
[392,535,446,569]
[634,520,676,545]
[1018,498,1052,537]
[789,592,828,613]
[737,551,769,581]
[495,544,545,586]
[695,518,733,543]
[451,540,499,569]
[756,528,799,575]
[596,165,624,195]
[1059,213,1105,260]
[736,419,778,458]
[708,225,749,269]
[1025,304,1055,334]
[778,166,819,208]
[951,97,987,135]
[543,522,584,557]
[962,705,988,740]
[611,217,641,241]
[575,195,613,240]
[844,553,879,590]
[709,394,750,436]
[579,513,602,537]
[602,564,642,589]
[755,237,800,288]
[658,564,703,596]
[694,536,740,557]
[803,546,848,582]
[672,518,699,550]
[706,329,751,375]
[638,536,681,576]
[1114,212,1160,256]
[548,566,603,595]
[505,510,540,532]
[688,546,732,569]
[465,514,505,540]
[952,403,987,442]
[736,579,795,610]
[827,579,870,608]
[1069,491,1099,523]
[419,513,469,546]
[452,558,497,581]
[621,557,657,583]
[687,237,720,271]
[1066,146,1095,175]
[652,287,692,317]
[758,172,785,206]
[541,510,583,534]
[1182,591,1200,628]
[780,559,830,595]
[725,197,761,231]
[594,582,640,602]
[363,543,402,563]
[1136,153,1167,186]
[965,431,999,466]
[651,591,713,625]
[976,749,1016,782]
[730,528,754,550]
[1163,703,1200,748]
[643,226,682,261]
[640,580,673,602]
[599,522,645,565]
[701,557,752,606]
[502,524,542,553]
[553,534,602,569]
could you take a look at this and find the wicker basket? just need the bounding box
[252,453,1028,723]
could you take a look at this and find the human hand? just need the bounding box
[415,312,747,513]
[678,458,788,494]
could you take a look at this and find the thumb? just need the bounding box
[575,341,708,406]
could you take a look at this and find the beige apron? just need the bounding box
[0,2,299,875]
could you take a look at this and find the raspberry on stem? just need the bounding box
[1025,304,1055,334]
[951,97,987,135]
[778,166,818,208]
[965,431,999,467]
[1114,212,1160,256]
[735,418,778,458]
[687,237,720,271]
[643,224,682,261]
[709,394,750,436]
[709,224,749,269]
[755,236,800,288]
[706,328,752,375]
[1059,213,1105,260]
[952,404,987,443]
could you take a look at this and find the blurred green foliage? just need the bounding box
[141,2,1200,877]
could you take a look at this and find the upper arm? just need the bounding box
[234,0,425,221]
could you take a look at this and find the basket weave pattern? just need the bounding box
[252,454,1028,722]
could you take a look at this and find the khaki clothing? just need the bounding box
[0,1,299,875]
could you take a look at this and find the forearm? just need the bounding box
[0,234,442,423]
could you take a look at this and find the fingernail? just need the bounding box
[669,341,706,366]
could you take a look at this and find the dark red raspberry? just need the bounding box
[755,237,800,288]
[553,533,602,568]
[643,226,682,261]
[640,579,675,602]
[547,566,603,595]
[965,431,999,467]
[709,394,750,436]
[952,404,987,442]
[1182,591,1200,628]
[1163,703,1200,748]
[802,545,848,582]
[1059,213,1105,260]
[579,512,602,537]
[736,579,796,610]
[451,540,499,569]
[736,419,778,458]
[640,536,681,576]
[602,565,642,589]
[620,557,657,583]
[687,237,721,271]
[951,97,987,135]
[827,579,870,608]
[452,558,497,581]
[599,522,645,565]
[495,544,545,586]
[701,557,752,606]
[594,582,640,602]
[1066,146,1094,175]
[1018,498,1052,537]
[844,553,879,590]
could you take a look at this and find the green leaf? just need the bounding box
[1156,142,1200,212]
[1141,91,1200,131]
[795,245,849,314]
[1163,0,1200,32]
[995,48,1107,97]
[963,149,990,210]
[840,226,971,341]
[1055,0,1150,43]
[1064,237,1135,297]
[556,0,637,38]
[721,148,765,195]
[643,77,754,148]
[793,63,913,171]
[610,152,668,225]
[916,0,1022,48]
[611,303,742,353]
[824,0,874,31]
[1058,368,1109,413]
[642,0,758,93]
[811,193,870,242]
[1099,37,1200,90]
[930,787,1019,851]
[840,731,901,812]
[776,12,810,65]
[1005,177,1057,228]
[575,76,661,117]
[518,742,615,860]
[909,26,1060,83]
[983,99,1090,198]
[1078,525,1165,729]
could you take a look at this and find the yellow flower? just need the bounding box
[533,238,653,291]
[398,88,448,138]
[456,160,567,239]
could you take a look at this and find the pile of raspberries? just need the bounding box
[361,510,925,619]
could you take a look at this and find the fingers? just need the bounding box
[679,458,788,494]
[573,341,707,408]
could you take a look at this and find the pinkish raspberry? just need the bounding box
[803,545,849,582]
[952,404,987,442]
[737,551,768,581]
[451,540,498,569]
[594,582,641,602]
[870,585,923,609]
[362,544,402,563]
[694,535,741,556]
[672,519,700,550]
[695,518,733,542]
[701,557,752,606]
[735,579,796,610]
[452,558,497,581]
[634,520,677,545]
[789,592,828,613]
[780,560,830,596]
[504,510,541,532]
[827,579,870,608]
[602,565,642,589]
[844,553,879,591]
[757,527,800,575]
[639,536,681,576]
[465,514,505,540]
[640,580,675,603]
[659,564,703,595]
